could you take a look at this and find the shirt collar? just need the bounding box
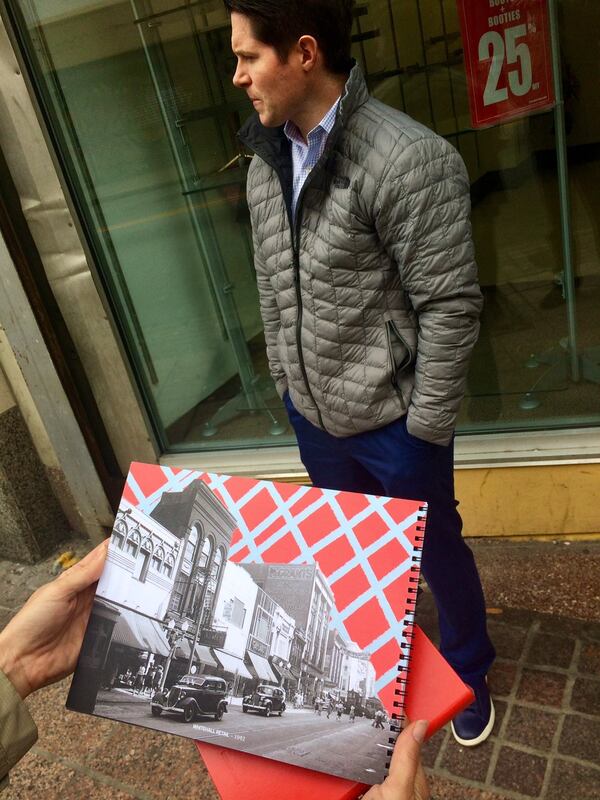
[283,96,341,146]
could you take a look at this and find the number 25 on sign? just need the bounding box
[457,0,554,129]
[481,24,533,105]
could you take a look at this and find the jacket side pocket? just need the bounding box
[384,318,414,407]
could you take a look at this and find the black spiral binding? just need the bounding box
[384,502,427,776]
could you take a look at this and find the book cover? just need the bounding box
[67,462,426,785]
[196,625,474,799]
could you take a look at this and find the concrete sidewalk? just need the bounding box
[1,537,599,799]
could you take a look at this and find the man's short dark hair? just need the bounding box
[224,0,355,75]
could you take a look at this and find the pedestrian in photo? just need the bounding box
[144,666,155,695]
[227,0,495,748]
[336,701,343,721]
[152,665,163,693]
[349,704,356,723]
[133,664,145,694]
[373,709,385,729]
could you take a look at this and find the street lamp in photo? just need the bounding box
[186,554,216,675]
[160,618,190,691]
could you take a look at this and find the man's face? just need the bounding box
[231,12,304,127]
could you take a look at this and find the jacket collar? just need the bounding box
[238,62,370,165]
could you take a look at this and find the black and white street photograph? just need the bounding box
[91,667,391,783]
[66,478,393,784]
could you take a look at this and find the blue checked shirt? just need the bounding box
[284,97,340,217]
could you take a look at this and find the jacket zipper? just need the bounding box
[247,123,345,434]
[291,183,325,430]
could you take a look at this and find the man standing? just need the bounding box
[227,0,495,746]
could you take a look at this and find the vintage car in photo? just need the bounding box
[242,684,286,717]
[344,689,365,717]
[150,674,228,723]
[364,696,385,720]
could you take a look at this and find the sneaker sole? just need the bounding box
[450,698,495,747]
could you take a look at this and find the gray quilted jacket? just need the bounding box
[239,65,482,446]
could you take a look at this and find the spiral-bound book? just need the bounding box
[67,462,426,786]
[197,625,474,799]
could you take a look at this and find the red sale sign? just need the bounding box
[457,0,555,128]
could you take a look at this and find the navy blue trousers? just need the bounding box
[284,393,495,685]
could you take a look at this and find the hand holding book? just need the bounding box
[360,720,430,800]
[0,539,108,699]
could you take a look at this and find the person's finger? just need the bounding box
[385,719,428,792]
[54,539,109,596]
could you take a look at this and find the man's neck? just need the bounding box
[289,73,347,141]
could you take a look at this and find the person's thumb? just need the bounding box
[384,719,428,793]
[54,539,109,596]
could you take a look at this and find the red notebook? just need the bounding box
[196,624,473,799]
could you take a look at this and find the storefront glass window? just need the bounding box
[3,0,599,453]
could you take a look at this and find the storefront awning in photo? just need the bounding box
[174,639,218,667]
[270,660,296,682]
[247,651,278,682]
[111,608,170,657]
[213,649,252,679]
[174,637,192,660]
[194,644,218,668]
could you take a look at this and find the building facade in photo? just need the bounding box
[242,563,335,702]
[211,559,257,695]
[340,644,376,701]
[209,558,297,696]
[98,504,181,618]
[325,629,347,696]
[68,504,183,710]
[150,480,237,679]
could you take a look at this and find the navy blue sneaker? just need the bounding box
[450,678,495,746]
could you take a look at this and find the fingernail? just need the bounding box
[412,719,429,743]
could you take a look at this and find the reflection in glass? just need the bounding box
[7,0,600,452]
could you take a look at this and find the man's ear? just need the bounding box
[297,35,319,71]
